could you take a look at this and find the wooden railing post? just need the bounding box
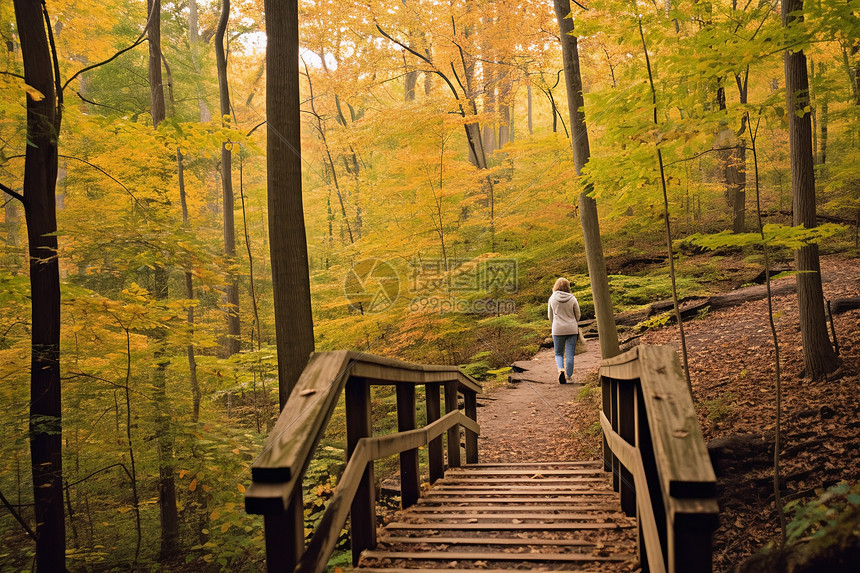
[463,390,478,464]
[396,384,420,508]
[263,491,304,573]
[618,382,636,517]
[602,376,614,474]
[444,381,461,468]
[345,377,375,565]
[610,378,620,492]
[425,383,444,483]
[671,510,718,572]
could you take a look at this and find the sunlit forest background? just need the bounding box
[2,0,859,569]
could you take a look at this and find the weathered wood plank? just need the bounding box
[425,383,444,483]
[296,411,480,573]
[360,550,636,561]
[636,345,717,499]
[378,536,627,547]
[599,345,640,375]
[358,569,616,573]
[445,381,461,468]
[346,351,481,394]
[600,411,666,573]
[347,378,376,565]
[396,384,420,509]
[464,391,478,464]
[447,468,604,475]
[392,512,626,521]
[384,522,634,530]
[432,483,605,491]
[463,461,602,468]
[422,493,619,500]
[251,351,352,484]
[408,504,619,513]
[440,476,604,484]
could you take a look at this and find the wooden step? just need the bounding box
[360,460,636,571]
[446,469,605,476]
[356,565,605,573]
[462,461,602,468]
[384,522,634,531]
[378,536,628,547]
[408,504,619,513]
[422,491,618,503]
[444,477,603,487]
[392,512,625,522]
[361,550,636,562]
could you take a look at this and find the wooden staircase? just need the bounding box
[357,461,638,572]
[245,347,718,573]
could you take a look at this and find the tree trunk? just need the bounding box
[482,67,497,156]
[527,80,533,135]
[216,0,241,356]
[188,0,211,122]
[147,0,180,557]
[405,69,418,101]
[163,55,202,422]
[266,0,315,407]
[818,62,828,164]
[553,0,620,359]
[424,70,432,96]
[783,0,839,377]
[13,0,64,568]
[497,71,512,148]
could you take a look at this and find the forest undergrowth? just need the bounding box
[640,255,860,572]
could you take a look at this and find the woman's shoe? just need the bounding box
[558,371,566,384]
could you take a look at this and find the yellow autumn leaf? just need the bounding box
[237,483,246,493]
[189,478,197,492]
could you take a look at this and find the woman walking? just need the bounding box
[548,277,581,384]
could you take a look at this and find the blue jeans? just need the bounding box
[553,334,577,378]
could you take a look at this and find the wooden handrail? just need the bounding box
[599,345,718,573]
[296,411,478,573]
[244,351,481,572]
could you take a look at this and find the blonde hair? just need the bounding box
[553,277,571,292]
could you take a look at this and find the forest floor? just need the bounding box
[476,255,860,572]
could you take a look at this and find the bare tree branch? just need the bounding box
[62,0,158,91]
[0,488,36,541]
[57,155,146,210]
[0,181,26,205]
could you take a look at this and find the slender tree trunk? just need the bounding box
[783,0,839,377]
[527,79,533,135]
[497,71,512,148]
[266,0,315,407]
[216,0,241,356]
[188,0,211,122]
[177,150,201,421]
[13,0,64,568]
[405,69,418,101]
[147,0,180,557]
[162,53,203,422]
[818,62,828,164]
[482,68,497,156]
[553,0,620,359]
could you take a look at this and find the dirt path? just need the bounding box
[476,338,604,463]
